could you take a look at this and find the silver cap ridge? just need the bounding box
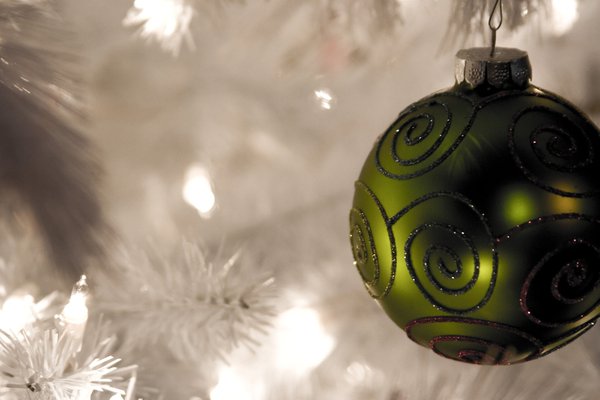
[455,47,532,89]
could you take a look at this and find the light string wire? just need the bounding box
[489,0,504,57]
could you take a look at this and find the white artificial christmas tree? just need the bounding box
[0,0,597,398]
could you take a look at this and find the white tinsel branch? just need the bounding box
[446,0,552,45]
[0,0,107,280]
[124,0,197,56]
[124,0,404,56]
[0,328,126,400]
[0,276,138,400]
[123,0,563,56]
[315,0,402,33]
[94,242,276,363]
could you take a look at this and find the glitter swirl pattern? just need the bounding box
[520,238,600,327]
[532,319,597,358]
[405,316,544,365]
[349,208,380,286]
[508,104,600,197]
[351,83,600,364]
[395,192,497,314]
[350,181,397,298]
[375,99,468,179]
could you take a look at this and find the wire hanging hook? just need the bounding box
[488,0,504,57]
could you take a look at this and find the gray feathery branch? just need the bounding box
[0,1,108,280]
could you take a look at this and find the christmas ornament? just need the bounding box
[349,4,599,365]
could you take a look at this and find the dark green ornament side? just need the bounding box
[349,47,600,365]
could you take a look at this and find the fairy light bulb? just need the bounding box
[550,0,578,36]
[0,293,36,331]
[345,361,374,385]
[210,367,252,400]
[61,275,89,325]
[314,88,336,110]
[274,306,335,372]
[124,0,195,55]
[182,164,216,217]
[127,0,192,38]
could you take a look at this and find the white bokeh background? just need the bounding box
[31,0,600,398]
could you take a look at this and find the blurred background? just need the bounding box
[1,0,600,399]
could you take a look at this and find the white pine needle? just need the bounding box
[0,328,125,400]
[95,242,277,363]
[320,0,402,33]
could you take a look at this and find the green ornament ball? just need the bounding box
[349,48,600,365]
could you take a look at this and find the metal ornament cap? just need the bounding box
[455,47,532,90]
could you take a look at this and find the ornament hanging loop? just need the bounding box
[488,0,504,57]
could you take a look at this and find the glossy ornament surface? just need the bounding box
[349,48,600,365]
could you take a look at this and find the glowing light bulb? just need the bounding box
[210,367,252,400]
[550,0,578,36]
[274,307,335,372]
[345,361,374,384]
[124,0,195,55]
[314,88,336,110]
[61,275,89,325]
[0,294,36,331]
[182,165,216,217]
